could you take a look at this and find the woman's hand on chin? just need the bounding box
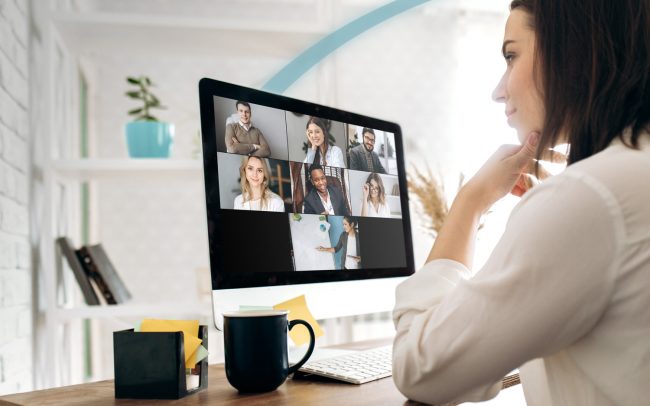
[461,132,539,213]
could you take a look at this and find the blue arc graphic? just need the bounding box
[262,0,430,94]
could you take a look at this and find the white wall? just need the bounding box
[0,0,33,395]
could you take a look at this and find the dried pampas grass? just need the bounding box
[408,165,483,237]
[407,165,450,237]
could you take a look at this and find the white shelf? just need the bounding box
[50,158,203,180]
[53,302,211,321]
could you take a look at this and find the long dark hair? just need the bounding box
[511,0,650,165]
[306,117,330,166]
[343,216,358,235]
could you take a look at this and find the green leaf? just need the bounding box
[125,91,142,99]
[144,77,152,86]
[128,107,143,115]
[126,77,140,85]
[143,115,159,122]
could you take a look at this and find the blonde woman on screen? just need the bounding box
[392,0,650,405]
[233,156,284,212]
[360,172,390,218]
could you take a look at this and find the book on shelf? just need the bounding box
[77,244,132,305]
[56,237,101,306]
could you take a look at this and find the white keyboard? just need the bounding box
[297,345,392,384]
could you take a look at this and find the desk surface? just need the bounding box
[0,339,522,406]
[0,364,412,406]
[0,340,414,406]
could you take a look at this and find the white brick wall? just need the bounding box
[0,0,33,396]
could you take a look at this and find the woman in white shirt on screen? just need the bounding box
[360,172,391,218]
[392,0,650,405]
[303,116,346,168]
[233,156,284,212]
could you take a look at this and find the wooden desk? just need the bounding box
[0,338,521,406]
[0,340,413,406]
[0,363,412,406]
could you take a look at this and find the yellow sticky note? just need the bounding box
[273,295,324,346]
[141,319,202,368]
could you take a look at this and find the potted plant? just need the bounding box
[124,76,174,158]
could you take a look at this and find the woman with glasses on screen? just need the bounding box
[233,156,284,212]
[303,116,346,168]
[392,0,650,405]
[360,173,390,218]
[316,217,361,269]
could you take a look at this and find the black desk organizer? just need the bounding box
[114,325,208,399]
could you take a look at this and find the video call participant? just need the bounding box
[361,173,391,217]
[225,101,271,157]
[303,164,351,216]
[304,117,346,167]
[233,156,284,211]
[316,217,361,269]
[349,128,386,173]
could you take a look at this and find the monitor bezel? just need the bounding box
[199,78,415,290]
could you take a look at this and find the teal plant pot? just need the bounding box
[125,121,174,158]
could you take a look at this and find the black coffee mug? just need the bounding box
[223,310,316,392]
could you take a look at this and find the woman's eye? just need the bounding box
[504,53,515,63]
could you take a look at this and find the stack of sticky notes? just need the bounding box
[138,319,208,369]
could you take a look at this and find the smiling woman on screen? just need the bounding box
[392,0,650,405]
[233,156,284,212]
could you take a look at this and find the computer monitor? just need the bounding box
[198,78,415,329]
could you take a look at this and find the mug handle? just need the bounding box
[287,319,316,374]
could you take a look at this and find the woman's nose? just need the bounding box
[492,72,507,103]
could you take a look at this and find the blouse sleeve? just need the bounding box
[380,202,391,217]
[270,194,285,212]
[332,146,346,168]
[392,172,623,405]
[305,148,316,164]
[233,194,244,210]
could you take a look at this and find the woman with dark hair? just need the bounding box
[393,1,650,404]
[303,116,346,168]
[316,217,360,269]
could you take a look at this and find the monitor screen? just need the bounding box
[199,78,415,292]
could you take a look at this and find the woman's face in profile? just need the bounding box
[343,219,351,233]
[245,157,264,188]
[492,9,544,143]
[307,123,325,147]
[368,179,380,198]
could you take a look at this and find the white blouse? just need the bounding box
[304,145,346,168]
[345,235,358,269]
[364,200,391,218]
[392,135,650,406]
[233,192,284,212]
